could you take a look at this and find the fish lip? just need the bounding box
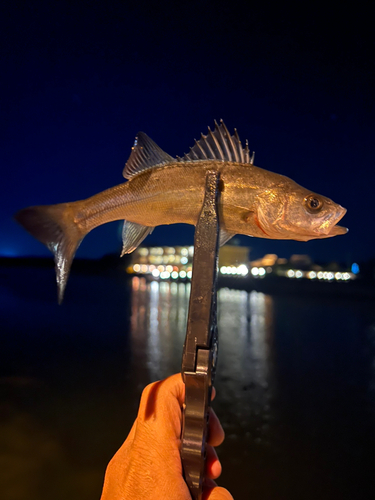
[327,224,349,236]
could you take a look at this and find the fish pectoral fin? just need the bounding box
[120,221,154,256]
[219,229,236,246]
[123,132,174,179]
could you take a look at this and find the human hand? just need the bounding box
[100,373,233,500]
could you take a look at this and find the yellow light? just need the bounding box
[133,264,141,272]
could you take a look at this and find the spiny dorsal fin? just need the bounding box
[178,120,255,164]
[123,132,174,179]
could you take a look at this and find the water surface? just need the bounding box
[1,265,375,499]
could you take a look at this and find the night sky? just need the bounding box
[2,2,374,264]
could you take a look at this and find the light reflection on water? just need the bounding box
[130,277,190,380]
[129,278,274,424]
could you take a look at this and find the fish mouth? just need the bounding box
[327,224,348,236]
[320,205,348,238]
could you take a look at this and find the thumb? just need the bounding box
[205,486,234,500]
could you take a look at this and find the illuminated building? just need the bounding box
[128,245,250,280]
[128,246,356,282]
[249,254,356,281]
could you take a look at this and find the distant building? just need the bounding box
[249,253,355,282]
[128,245,251,280]
[128,246,356,283]
[218,245,249,266]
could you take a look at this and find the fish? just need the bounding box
[15,120,348,303]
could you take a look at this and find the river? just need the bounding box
[1,263,375,499]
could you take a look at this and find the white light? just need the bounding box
[335,272,342,280]
[133,264,141,272]
[317,271,324,279]
[287,269,295,278]
[150,280,159,291]
[343,272,350,280]
[187,271,192,279]
[238,264,248,276]
[327,272,334,280]
[308,271,317,279]
[220,266,227,274]
[181,256,188,264]
[160,271,170,279]
[258,267,266,276]
[181,248,188,256]
[179,270,187,279]
[171,271,179,279]
[166,265,173,272]
[295,270,303,278]
[323,272,328,279]
[152,269,160,277]
[251,267,259,276]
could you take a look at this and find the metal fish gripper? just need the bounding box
[180,170,220,500]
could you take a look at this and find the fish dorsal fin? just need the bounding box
[123,132,174,179]
[179,120,255,164]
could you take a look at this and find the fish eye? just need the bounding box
[304,195,323,213]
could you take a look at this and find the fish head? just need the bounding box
[255,178,348,241]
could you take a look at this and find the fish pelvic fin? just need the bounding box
[219,229,236,246]
[120,220,154,256]
[14,203,85,304]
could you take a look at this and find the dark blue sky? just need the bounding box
[2,2,374,264]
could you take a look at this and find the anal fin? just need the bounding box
[120,221,154,256]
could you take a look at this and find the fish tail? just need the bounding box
[14,202,86,303]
